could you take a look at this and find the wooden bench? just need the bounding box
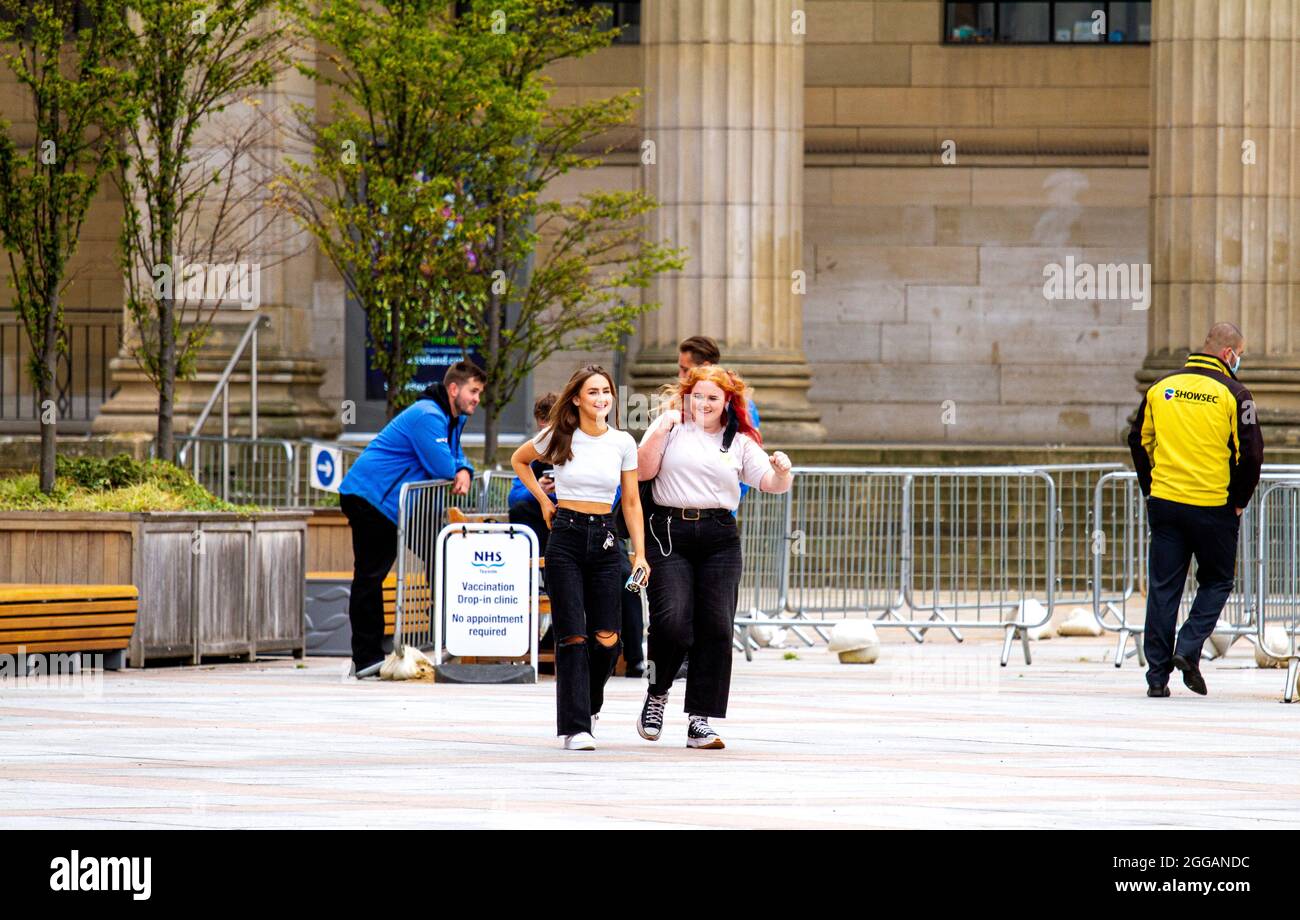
[0,584,138,670]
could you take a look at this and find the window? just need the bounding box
[944,2,1150,44]
[454,0,640,44]
[0,1,97,38]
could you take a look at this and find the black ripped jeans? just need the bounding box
[646,510,743,718]
[545,508,623,736]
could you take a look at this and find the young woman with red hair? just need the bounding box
[635,365,794,748]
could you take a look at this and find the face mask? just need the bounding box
[1228,349,1242,374]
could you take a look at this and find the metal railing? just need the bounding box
[905,467,1057,665]
[731,461,1300,672]
[1255,481,1300,702]
[184,312,266,442]
[0,313,122,432]
[174,435,366,506]
[172,432,511,510]
[392,474,516,652]
[176,313,266,496]
[1091,467,1300,668]
[735,465,1075,667]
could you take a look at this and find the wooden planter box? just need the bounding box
[0,511,307,667]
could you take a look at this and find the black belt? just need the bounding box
[658,506,732,521]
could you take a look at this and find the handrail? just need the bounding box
[178,313,266,468]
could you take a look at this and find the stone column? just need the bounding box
[93,10,339,441]
[629,0,825,442]
[1142,0,1300,444]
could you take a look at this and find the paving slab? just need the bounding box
[1,636,1297,829]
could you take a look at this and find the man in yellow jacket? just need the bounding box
[1128,322,1264,698]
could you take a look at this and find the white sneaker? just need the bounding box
[563,732,596,751]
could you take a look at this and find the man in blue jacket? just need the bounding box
[339,361,485,677]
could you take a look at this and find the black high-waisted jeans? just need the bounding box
[645,510,743,718]
[545,508,623,736]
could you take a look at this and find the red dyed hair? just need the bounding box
[668,365,762,447]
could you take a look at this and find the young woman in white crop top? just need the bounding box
[510,364,648,751]
[633,364,793,749]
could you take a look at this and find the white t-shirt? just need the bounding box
[642,417,772,511]
[532,425,638,505]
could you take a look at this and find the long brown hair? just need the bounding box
[540,365,618,464]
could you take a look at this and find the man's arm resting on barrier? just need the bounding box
[411,411,464,481]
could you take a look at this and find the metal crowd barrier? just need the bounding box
[392,474,514,652]
[1035,463,1127,602]
[1255,481,1300,702]
[174,435,366,507]
[736,465,1077,667]
[906,467,1056,666]
[1090,471,1149,667]
[175,437,515,512]
[1091,467,1300,668]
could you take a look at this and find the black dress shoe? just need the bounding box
[1172,654,1208,695]
[1147,685,1170,698]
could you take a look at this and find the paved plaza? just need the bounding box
[2,634,1298,830]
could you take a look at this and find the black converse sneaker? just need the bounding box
[636,690,668,741]
[686,715,724,749]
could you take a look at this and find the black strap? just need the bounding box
[721,406,739,452]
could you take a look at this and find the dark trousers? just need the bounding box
[646,512,743,718]
[546,509,623,736]
[509,500,550,558]
[619,552,645,669]
[340,493,398,669]
[1144,497,1240,688]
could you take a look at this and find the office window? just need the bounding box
[0,1,97,37]
[944,1,1150,44]
[454,0,640,44]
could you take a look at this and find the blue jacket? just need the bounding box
[339,383,473,523]
[740,399,760,501]
[508,459,558,508]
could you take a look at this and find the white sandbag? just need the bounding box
[1204,633,1233,658]
[827,620,880,664]
[743,609,789,649]
[1255,626,1291,669]
[1003,599,1052,640]
[1056,606,1103,637]
[379,645,436,681]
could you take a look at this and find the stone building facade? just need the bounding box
[0,0,1296,447]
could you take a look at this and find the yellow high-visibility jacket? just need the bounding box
[1127,353,1264,507]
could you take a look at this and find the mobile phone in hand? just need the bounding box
[625,565,649,592]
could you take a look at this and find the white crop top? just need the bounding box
[532,425,638,505]
[642,417,772,511]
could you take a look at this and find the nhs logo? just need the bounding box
[472,550,504,571]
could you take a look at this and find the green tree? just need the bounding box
[117,0,288,461]
[445,0,684,465]
[0,0,135,492]
[274,0,501,421]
